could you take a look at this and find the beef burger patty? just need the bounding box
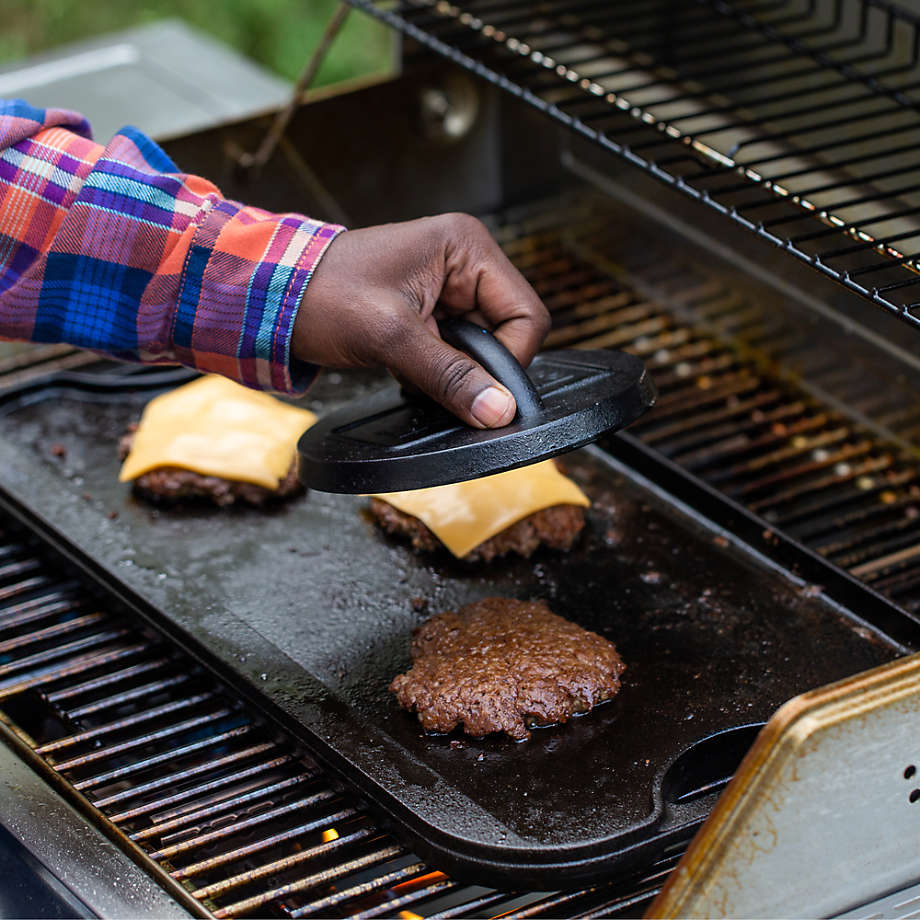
[368,499,585,562]
[390,597,624,741]
[118,428,302,507]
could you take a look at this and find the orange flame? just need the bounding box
[391,871,448,894]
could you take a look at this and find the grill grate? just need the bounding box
[0,200,919,916]
[348,0,920,331]
[489,199,920,610]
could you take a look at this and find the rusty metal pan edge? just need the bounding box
[649,652,920,918]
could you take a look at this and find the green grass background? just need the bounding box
[0,0,393,87]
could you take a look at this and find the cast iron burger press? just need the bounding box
[297,318,656,493]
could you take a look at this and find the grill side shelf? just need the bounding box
[348,0,920,332]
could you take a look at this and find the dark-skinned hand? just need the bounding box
[293,213,551,428]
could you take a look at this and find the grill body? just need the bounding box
[1,13,920,918]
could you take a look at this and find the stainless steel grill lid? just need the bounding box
[297,319,657,493]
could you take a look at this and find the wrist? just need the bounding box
[289,223,347,381]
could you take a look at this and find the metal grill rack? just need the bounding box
[347,0,920,330]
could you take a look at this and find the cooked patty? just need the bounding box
[368,499,585,562]
[389,597,625,741]
[118,428,302,507]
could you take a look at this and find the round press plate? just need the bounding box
[297,349,656,493]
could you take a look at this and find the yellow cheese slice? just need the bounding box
[372,460,590,558]
[119,375,316,490]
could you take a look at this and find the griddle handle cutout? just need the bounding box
[661,724,764,808]
[439,318,545,420]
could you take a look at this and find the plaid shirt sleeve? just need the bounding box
[0,99,345,394]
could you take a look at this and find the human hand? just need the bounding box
[292,213,550,428]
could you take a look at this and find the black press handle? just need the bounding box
[438,318,545,420]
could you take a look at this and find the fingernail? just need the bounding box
[471,386,515,427]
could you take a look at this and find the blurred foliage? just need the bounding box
[0,0,393,87]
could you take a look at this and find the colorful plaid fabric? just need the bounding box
[0,99,344,393]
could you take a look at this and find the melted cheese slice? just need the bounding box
[372,461,590,558]
[119,375,316,489]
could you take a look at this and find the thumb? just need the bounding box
[383,314,517,428]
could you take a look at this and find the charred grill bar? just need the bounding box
[1,0,920,916]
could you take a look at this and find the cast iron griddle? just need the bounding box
[0,366,910,886]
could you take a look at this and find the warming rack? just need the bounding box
[345,0,920,331]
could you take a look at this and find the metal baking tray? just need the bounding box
[0,365,914,888]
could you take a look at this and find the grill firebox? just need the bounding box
[1,196,918,916]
